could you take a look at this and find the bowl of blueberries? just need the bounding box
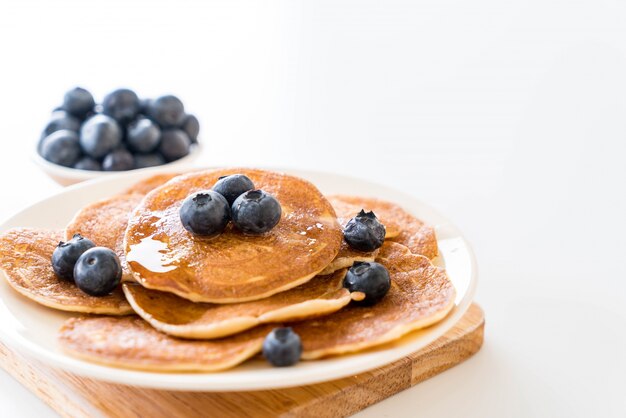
[35,87,201,186]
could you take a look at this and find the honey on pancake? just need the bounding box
[126,234,180,274]
[124,169,343,303]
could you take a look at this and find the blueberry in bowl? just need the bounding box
[181,114,200,143]
[159,129,191,162]
[79,114,122,159]
[39,130,82,167]
[147,95,186,128]
[134,153,165,169]
[34,87,202,185]
[126,118,161,153]
[102,88,140,123]
[42,110,81,137]
[102,148,135,171]
[73,157,102,171]
[62,87,95,120]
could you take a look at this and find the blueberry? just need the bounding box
[43,110,81,136]
[179,190,230,237]
[181,114,200,143]
[127,117,161,153]
[62,87,95,119]
[79,114,122,159]
[231,190,281,235]
[148,95,185,128]
[262,327,302,367]
[73,247,122,296]
[212,174,255,206]
[343,210,386,252]
[134,153,165,169]
[102,148,134,171]
[139,98,152,115]
[158,129,190,162]
[102,88,140,123]
[51,234,96,280]
[343,261,391,306]
[73,157,102,171]
[40,130,82,167]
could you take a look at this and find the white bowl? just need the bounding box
[33,144,202,186]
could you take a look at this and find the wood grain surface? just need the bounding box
[0,304,484,418]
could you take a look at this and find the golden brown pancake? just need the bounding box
[124,168,343,303]
[122,269,350,339]
[328,195,438,259]
[295,242,455,359]
[0,229,132,315]
[122,173,181,196]
[57,243,455,371]
[318,245,378,275]
[319,195,408,275]
[329,195,402,239]
[64,173,184,283]
[65,194,143,282]
[58,316,273,372]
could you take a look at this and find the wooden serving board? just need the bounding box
[0,304,484,418]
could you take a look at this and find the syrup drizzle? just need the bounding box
[126,235,179,273]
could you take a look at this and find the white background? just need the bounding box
[1,0,626,416]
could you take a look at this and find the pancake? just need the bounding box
[122,173,181,196]
[122,269,350,339]
[319,195,409,275]
[0,228,132,315]
[65,173,182,283]
[65,194,143,282]
[328,195,438,259]
[318,244,378,275]
[58,316,273,372]
[124,168,343,303]
[295,242,455,359]
[329,195,402,239]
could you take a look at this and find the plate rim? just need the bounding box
[0,167,478,391]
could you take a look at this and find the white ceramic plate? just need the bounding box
[0,168,477,391]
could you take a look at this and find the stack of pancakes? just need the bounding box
[0,168,455,372]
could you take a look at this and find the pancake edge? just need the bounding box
[62,193,142,242]
[1,268,133,315]
[257,292,351,323]
[58,337,264,373]
[122,283,351,339]
[318,251,378,275]
[300,296,456,360]
[127,264,336,304]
